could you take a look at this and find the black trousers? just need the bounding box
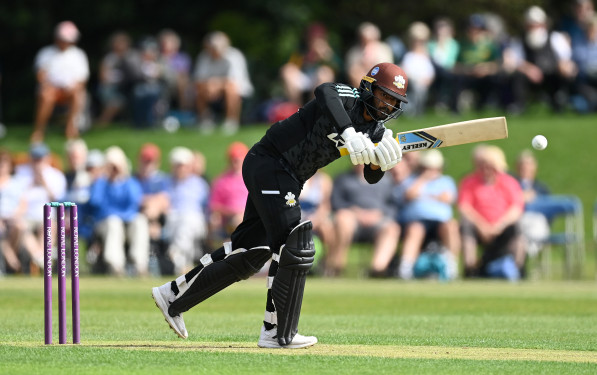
[231,143,303,254]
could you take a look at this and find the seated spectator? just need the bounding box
[208,142,248,246]
[280,23,342,105]
[513,150,551,256]
[393,150,459,281]
[194,31,254,134]
[571,15,597,112]
[345,22,394,88]
[97,31,139,125]
[327,164,400,277]
[299,169,335,270]
[133,143,170,255]
[87,146,149,276]
[0,150,26,273]
[31,21,89,143]
[14,143,67,272]
[131,37,168,128]
[401,21,435,116]
[451,14,501,113]
[164,147,210,274]
[158,29,193,111]
[504,6,577,113]
[64,139,90,204]
[428,17,460,111]
[559,0,595,47]
[458,145,525,281]
[77,149,105,243]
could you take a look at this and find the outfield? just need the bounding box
[0,276,596,374]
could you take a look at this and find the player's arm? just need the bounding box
[314,83,376,165]
[314,83,354,132]
[364,164,384,184]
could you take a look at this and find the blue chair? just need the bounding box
[525,195,585,279]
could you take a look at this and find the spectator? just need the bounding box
[428,17,460,111]
[345,22,394,88]
[400,21,435,116]
[458,145,525,281]
[31,21,89,143]
[133,143,169,247]
[299,169,335,270]
[327,164,400,277]
[158,29,193,111]
[87,146,149,276]
[393,150,459,280]
[451,14,501,113]
[559,0,595,47]
[164,146,210,274]
[208,142,249,245]
[63,139,90,204]
[14,143,67,272]
[280,23,342,105]
[0,150,26,273]
[97,31,139,125]
[77,149,105,243]
[131,37,168,128]
[194,31,254,134]
[504,6,577,113]
[513,150,551,256]
[571,15,597,112]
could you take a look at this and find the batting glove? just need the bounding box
[340,127,376,165]
[374,129,402,171]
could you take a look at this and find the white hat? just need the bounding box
[104,146,129,175]
[525,6,547,25]
[169,146,193,165]
[419,149,444,169]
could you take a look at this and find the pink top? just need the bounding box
[208,170,248,214]
[458,172,524,224]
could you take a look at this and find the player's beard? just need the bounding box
[370,98,395,121]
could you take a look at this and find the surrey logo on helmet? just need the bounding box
[359,63,408,123]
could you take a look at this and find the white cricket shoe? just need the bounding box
[257,325,317,349]
[152,282,188,339]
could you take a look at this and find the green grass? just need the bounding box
[1,276,596,374]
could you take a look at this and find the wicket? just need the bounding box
[44,202,80,345]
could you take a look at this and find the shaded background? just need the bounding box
[0,0,575,123]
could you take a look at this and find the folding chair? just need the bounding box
[525,195,585,279]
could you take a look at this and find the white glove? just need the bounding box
[340,127,376,165]
[374,129,402,171]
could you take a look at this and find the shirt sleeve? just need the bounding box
[314,82,355,132]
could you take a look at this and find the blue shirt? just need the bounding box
[135,170,169,195]
[394,174,456,223]
[88,176,143,222]
[165,175,210,214]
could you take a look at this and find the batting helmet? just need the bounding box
[359,63,408,122]
[360,62,408,103]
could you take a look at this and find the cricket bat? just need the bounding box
[339,116,508,155]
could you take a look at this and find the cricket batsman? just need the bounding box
[152,62,408,348]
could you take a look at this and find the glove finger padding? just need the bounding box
[374,143,391,171]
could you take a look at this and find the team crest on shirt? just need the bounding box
[394,75,405,89]
[285,192,297,207]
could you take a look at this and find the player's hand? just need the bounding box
[374,129,402,171]
[340,127,376,165]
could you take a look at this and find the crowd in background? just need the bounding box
[0,138,555,282]
[27,1,597,143]
[1,3,592,279]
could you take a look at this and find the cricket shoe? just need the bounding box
[152,282,188,339]
[257,325,317,349]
